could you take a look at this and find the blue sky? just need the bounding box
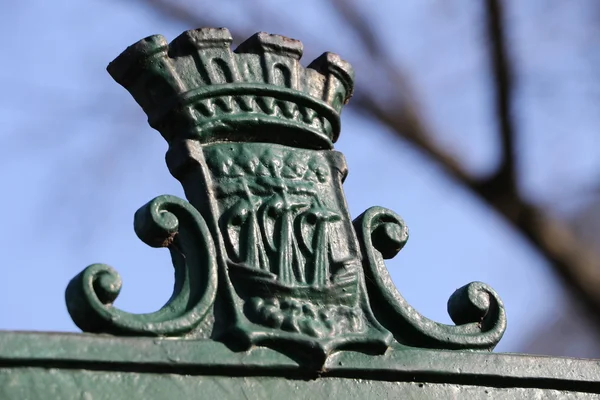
[2,0,593,354]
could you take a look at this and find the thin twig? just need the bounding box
[477,0,518,216]
[139,0,600,327]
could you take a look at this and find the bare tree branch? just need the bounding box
[327,1,472,186]
[486,0,516,183]
[138,0,285,44]
[138,0,600,328]
[141,0,204,27]
[351,95,476,186]
[338,0,600,327]
[328,0,381,57]
[477,0,518,216]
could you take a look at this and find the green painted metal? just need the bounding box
[65,27,506,370]
[0,332,599,398]
[0,369,597,399]
[1,27,598,398]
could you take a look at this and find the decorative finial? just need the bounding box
[66,28,506,370]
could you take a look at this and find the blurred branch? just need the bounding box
[140,0,600,325]
[141,0,209,28]
[351,96,475,185]
[138,0,279,45]
[477,0,518,214]
[336,0,600,325]
[327,0,476,186]
[481,0,600,326]
[486,0,516,188]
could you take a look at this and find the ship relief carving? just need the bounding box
[206,144,366,339]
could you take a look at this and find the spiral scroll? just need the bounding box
[65,195,218,337]
[353,206,506,351]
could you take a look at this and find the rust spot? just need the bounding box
[153,232,177,248]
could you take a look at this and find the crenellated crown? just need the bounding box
[107,28,354,150]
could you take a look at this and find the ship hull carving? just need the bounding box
[202,143,391,352]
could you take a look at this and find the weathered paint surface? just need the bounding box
[0,332,599,397]
[0,368,596,400]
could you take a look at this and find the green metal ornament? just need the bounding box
[65,28,506,370]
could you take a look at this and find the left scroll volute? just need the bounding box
[65,195,218,337]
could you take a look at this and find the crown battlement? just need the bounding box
[108,28,354,149]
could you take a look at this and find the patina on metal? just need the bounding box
[1,27,599,399]
[65,28,506,369]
